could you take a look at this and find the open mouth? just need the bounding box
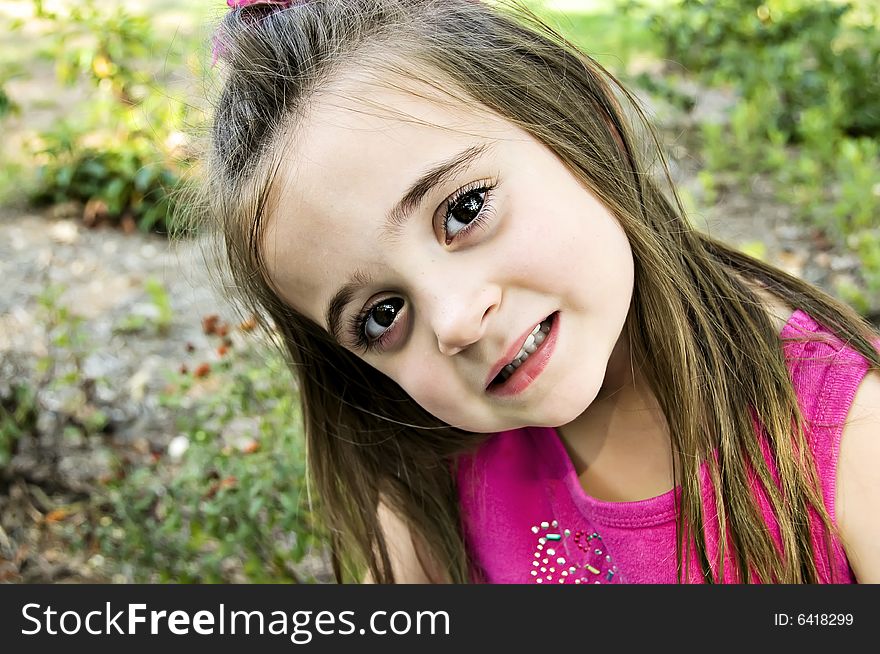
[488,312,557,389]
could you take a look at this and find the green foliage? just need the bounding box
[526,0,659,71]
[646,0,880,141]
[21,0,198,233]
[96,325,326,583]
[835,275,872,315]
[34,284,110,434]
[113,277,176,335]
[700,85,789,178]
[832,138,880,235]
[35,0,155,105]
[847,224,880,301]
[0,383,38,468]
[0,82,18,119]
[144,278,174,333]
[776,135,880,293]
[647,0,880,308]
[632,71,696,112]
[37,285,82,374]
[0,64,25,202]
[738,240,769,262]
[31,127,183,232]
[17,278,324,581]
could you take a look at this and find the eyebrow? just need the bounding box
[324,143,491,342]
[384,142,491,240]
[325,269,371,344]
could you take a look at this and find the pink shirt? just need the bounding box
[457,309,873,583]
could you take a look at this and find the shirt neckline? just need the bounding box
[533,308,813,527]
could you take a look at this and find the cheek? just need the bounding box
[515,192,633,297]
[498,203,603,293]
[388,357,462,422]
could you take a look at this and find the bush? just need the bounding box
[647,0,880,309]
[21,0,200,233]
[31,128,184,233]
[0,83,17,119]
[646,0,880,141]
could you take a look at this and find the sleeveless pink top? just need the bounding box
[457,309,874,583]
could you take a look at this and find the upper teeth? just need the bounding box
[500,319,551,378]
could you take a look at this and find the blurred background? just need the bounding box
[0,0,878,583]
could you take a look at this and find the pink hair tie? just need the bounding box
[214,0,299,66]
[227,0,295,7]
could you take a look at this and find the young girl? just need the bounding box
[195,0,880,583]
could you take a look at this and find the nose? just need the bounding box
[430,283,501,356]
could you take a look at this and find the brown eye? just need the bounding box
[364,297,404,340]
[445,188,486,238]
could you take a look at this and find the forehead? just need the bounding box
[261,74,515,316]
[282,74,509,202]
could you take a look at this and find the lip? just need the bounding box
[485,312,559,395]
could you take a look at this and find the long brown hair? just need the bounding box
[186,0,880,583]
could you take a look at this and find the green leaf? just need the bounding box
[134,166,156,192]
[104,177,129,214]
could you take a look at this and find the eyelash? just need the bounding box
[348,179,498,352]
[348,302,398,352]
[442,178,498,243]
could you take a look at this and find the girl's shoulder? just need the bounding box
[836,368,880,583]
[690,286,878,582]
[362,501,450,584]
[748,280,795,333]
[693,283,880,582]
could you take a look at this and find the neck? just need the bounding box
[556,325,675,501]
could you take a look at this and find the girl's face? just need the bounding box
[262,78,635,432]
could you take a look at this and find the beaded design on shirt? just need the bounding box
[530,520,621,584]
